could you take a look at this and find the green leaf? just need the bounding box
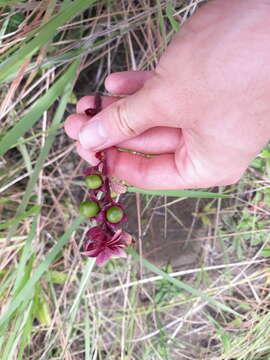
[45,270,69,284]
[68,91,78,104]
[127,248,242,318]
[7,60,79,240]
[0,205,41,230]
[0,0,96,83]
[13,255,35,298]
[0,217,84,330]
[13,218,37,293]
[17,302,35,360]
[0,0,22,5]
[165,2,180,32]
[260,249,270,258]
[0,61,79,157]
[128,187,230,198]
[34,292,51,325]
[65,258,95,351]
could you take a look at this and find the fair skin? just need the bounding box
[65,0,270,190]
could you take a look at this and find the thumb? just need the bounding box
[78,77,169,151]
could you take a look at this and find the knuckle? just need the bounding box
[113,101,138,138]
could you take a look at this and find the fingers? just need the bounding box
[65,96,119,140]
[106,148,187,190]
[77,71,154,115]
[66,71,154,141]
[78,73,176,152]
[76,142,100,165]
[76,96,118,114]
[65,114,89,140]
[118,127,181,154]
[66,96,181,154]
[105,71,154,95]
[67,113,181,153]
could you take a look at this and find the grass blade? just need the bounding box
[0,205,40,230]
[128,187,230,198]
[165,2,180,32]
[127,248,242,318]
[0,0,96,83]
[0,60,79,157]
[0,217,84,330]
[7,60,79,240]
[13,218,37,293]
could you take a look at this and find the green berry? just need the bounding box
[85,174,103,189]
[106,206,124,224]
[79,200,100,217]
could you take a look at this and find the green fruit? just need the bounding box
[85,174,103,189]
[106,206,124,223]
[79,200,100,217]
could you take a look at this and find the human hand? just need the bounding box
[65,0,270,190]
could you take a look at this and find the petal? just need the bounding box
[84,226,108,256]
[96,249,111,267]
[86,226,106,243]
[118,231,133,247]
[82,247,102,257]
[83,239,104,256]
[109,247,127,259]
[110,181,127,195]
[109,230,132,247]
[107,229,122,246]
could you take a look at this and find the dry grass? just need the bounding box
[1,1,270,359]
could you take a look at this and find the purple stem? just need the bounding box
[85,93,102,116]
[85,94,112,204]
[103,158,112,203]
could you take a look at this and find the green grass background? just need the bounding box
[1,1,270,359]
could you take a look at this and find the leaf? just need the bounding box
[201,214,212,226]
[165,2,180,32]
[7,60,79,240]
[68,92,78,104]
[45,270,69,284]
[260,249,270,258]
[0,61,79,157]
[0,205,41,230]
[34,293,51,325]
[128,187,230,199]
[127,248,242,318]
[66,258,95,346]
[0,0,22,5]
[13,218,37,294]
[17,303,35,360]
[0,217,84,331]
[0,0,96,83]
[68,258,95,316]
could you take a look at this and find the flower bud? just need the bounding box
[85,174,103,189]
[105,205,124,224]
[79,200,100,217]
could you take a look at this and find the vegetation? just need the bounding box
[0,1,270,359]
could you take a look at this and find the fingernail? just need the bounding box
[79,118,107,150]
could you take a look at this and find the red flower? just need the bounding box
[82,226,132,267]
